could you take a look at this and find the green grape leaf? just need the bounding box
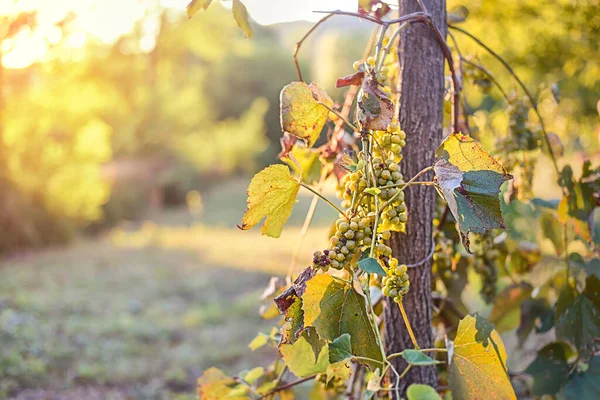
[524,342,571,396]
[407,384,443,400]
[561,356,600,399]
[434,133,512,252]
[358,257,386,275]
[357,70,394,131]
[517,298,554,347]
[280,82,333,147]
[557,162,600,243]
[281,145,322,185]
[239,164,300,238]
[280,328,329,378]
[197,367,246,400]
[232,0,253,38]
[186,0,212,18]
[364,187,382,196]
[448,314,516,400]
[555,275,600,350]
[275,267,316,344]
[302,274,384,371]
[401,349,442,366]
[328,334,353,364]
[489,282,533,333]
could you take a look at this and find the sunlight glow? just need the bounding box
[1,0,358,69]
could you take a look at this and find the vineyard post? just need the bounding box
[384,0,446,395]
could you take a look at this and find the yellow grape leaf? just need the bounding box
[239,164,300,238]
[197,367,248,400]
[448,314,516,400]
[232,0,253,39]
[280,82,333,147]
[186,0,212,18]
[434,133,512,252]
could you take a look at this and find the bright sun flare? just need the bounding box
[1,0,357,69]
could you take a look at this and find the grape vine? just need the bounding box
[192,1,600,399]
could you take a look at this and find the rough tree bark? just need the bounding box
[384,0,446,396]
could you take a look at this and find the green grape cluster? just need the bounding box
[382,257,410,303]
[469,233,499,303]
[313,214,375,271]
[496,95,541,153]
[432,229,456,280]
[336,168,369,210]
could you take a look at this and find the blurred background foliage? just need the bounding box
[0,0,598,397]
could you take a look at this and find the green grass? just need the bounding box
[0,178,338,399]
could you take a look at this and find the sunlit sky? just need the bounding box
[0,0,357,69]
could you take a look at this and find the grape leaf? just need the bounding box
[328,333,353,363]
[407,384,442,400]
[561,356,600,399]
[197,367,246,400]
[558,162,600,242]
[280,82,333,147]
[302,274,384,371]
[186,0,212,18]
[434,133,512,252]
[357,70,394,131]
[275,267,316,344]
[448,314,516,400]
[524,342,571,396]
[242,367,264,385]
[357,257,386,275]
[280,328,329,378]
[401,349,442,366]
[239,164,300,238]
[555,275,600,350]
[281,145,322,185]
[517,298,554,347]
[489,282,533,333]
[232,0,252,38]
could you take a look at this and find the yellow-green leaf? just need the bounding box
[197,367,247,400]
[434,133,512,252]
[448,314,516,400]
[407,384,443,400]
[186,0,212,18]
[281,145,323,185]
[239,164,300,238]
[232,0,253,38]
[280,82,333,147]
[302,274,384,371]
[280,328,329,378]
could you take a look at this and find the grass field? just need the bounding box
[0,179,337,399]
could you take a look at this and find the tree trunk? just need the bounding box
[384,0,446,396]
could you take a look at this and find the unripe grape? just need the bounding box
[353,61,361,70]
[367,56,376,66]
[344,230,355,239]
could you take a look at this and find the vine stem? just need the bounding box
[318,101,360,133]
[300,183,345,216]
[398,301,420,349]
[315,10,461,132]
[257,374,317,399]
[293,14,334,82]
[379,166,434,212]
[377,22,409,72]
[287,170,328,280]
[398,364,412,380]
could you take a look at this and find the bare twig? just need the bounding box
[293,14,335,82]
[258,375,317,399]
